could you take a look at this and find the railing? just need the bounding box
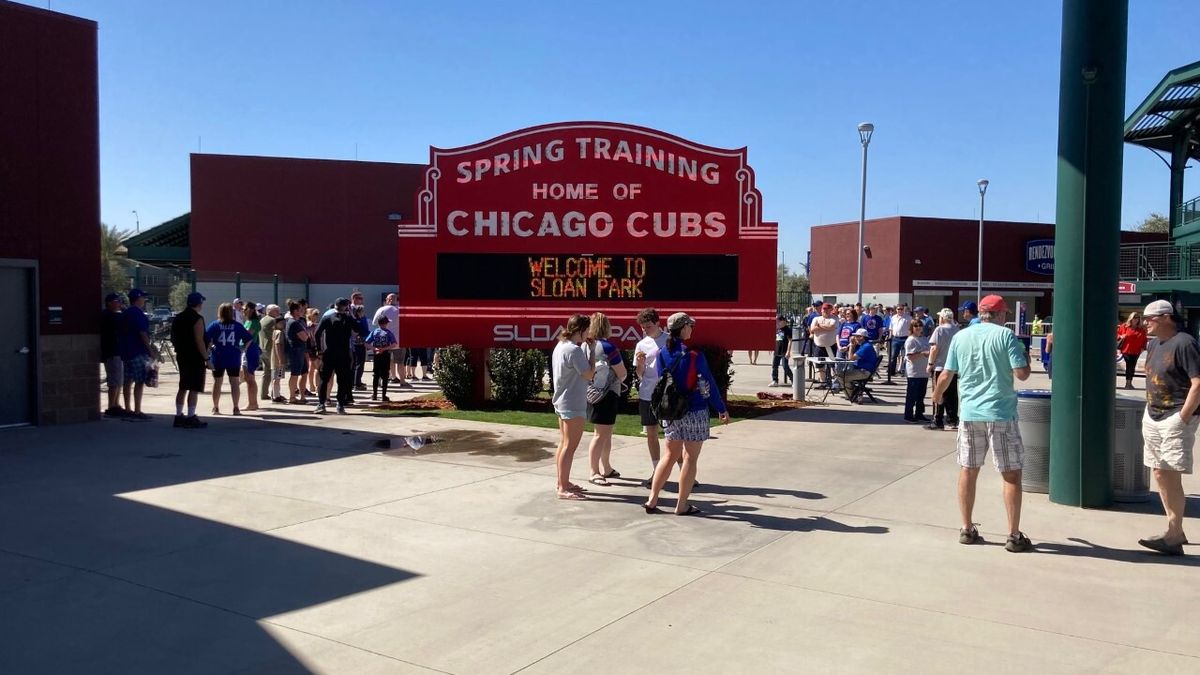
[1181,195,1200,230]
[1119,241,1200,281]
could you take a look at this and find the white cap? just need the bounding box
[1144,299,1174,317]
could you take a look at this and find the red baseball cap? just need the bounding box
[979,294,1009,314]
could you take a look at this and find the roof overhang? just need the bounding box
[1124,60,1200,160]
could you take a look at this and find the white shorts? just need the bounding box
[1142,410,1196,474]
[957,421,1024,472]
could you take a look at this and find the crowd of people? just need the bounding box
[98,289,1193,552]
[550,308,728,515]
[99,289,433,428]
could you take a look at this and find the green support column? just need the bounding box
[1169,128,1192,231]
[1049,0,1128,507]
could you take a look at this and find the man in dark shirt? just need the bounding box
[170,292,209,428]
[1139,299,1200,555]
[315,297,356,414]
[119,289,153,419]
[770,315,793,387]
[100,293,126,417]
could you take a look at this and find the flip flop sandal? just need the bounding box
[643,503,660,514]
[589,474,610,486]
[567,483,588,493]
[602,469,621,479]
[557,491,588,500]
[675,505,703,516]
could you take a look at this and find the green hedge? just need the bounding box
[434,344,474,408]
[488,348,547,406]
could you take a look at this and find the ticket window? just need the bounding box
[913,293,951,314]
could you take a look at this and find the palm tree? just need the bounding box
[101,222,133,298]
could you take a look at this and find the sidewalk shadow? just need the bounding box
[761,407,910,426]
[693,483,825,501]
[701,501,889,534]
[1107,495,1200,519]
[1033,537,1200,567]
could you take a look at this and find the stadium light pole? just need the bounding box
[976,179,989,303]
[856,122,874,304]
[132,209,140,233]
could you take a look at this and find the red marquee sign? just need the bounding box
[396,121,778,350]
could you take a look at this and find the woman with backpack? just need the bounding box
[585,312,627,486]
[552,314,596,500]
[644,312,729,516]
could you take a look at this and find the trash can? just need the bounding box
[1112,398,1152,502]
[1017,390,1053,493]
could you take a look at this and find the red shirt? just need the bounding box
[1117,324,1147,355]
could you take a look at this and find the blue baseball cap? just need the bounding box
[959,301,978,313]
[128,288,146,301]
[104,292,123,304]
[187,291,206,307]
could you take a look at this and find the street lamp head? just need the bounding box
[857,122,874,146]
[977,179,989,195]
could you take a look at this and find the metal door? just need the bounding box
[0,266,35,426]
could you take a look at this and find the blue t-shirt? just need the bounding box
[368,327,396,351]
[119,306,150,360]
[205,320,253,369]
[853,342,879,372]
[969,317,981,326]
[838,321,861,348]
[861,315,885,341]
[945,322,1028,422]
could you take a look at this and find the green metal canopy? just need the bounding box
[122,212,191,266]
[1124,59,1200,159]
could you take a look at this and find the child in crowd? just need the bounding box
[369,315,397,401]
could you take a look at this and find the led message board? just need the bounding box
[396,122,777,349]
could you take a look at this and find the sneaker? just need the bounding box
[1137,534,1185,556]
[924,423,944,431]
[380,395,391,402]
[390,377,402,384]
[914,415,931,422]
[770,380,779,387]
[273,396,287,404]
[959,526,982,545]
[354,383,367,391]
[336,405,346,415]
[314,404,327,414]
[946,423,959,431]
[182,415,208,429]
[104,407,126,418]
[173,414,186,427]
[1005,532,1034,552]
[371,394,378,401]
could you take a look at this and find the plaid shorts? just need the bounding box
[957,420,1024,472]
[123,355,150,385]
[663,409,710,442]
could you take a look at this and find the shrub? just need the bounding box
[435,344,474,408]
[692,344,734,401]
[489,348,546,406]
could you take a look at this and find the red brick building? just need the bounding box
[0,1,100,425]
[810,216,1164,319]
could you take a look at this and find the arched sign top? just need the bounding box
[402,121,771,247]
[396,121,778,350]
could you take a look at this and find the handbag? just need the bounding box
[586,364,614,405]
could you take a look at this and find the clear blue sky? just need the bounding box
[32,0,1197,268]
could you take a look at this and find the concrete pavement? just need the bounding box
[0,357,1196,673]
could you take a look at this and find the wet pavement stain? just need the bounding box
[379,430,553,463]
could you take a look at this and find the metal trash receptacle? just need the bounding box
[1112,398,1152,502]
[1017,390,1053,493]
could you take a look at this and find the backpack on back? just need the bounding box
[651,349,697,422]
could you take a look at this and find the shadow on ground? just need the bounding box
[0,414,424,672]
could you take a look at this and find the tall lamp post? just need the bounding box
[976,179,989,303]
[132,209,140,233]
[856,122,874,304]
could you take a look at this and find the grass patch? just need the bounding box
[378,393,789,437]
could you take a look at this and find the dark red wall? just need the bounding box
[812,216,1168,297]
[0,1,100,334]
[191,155,425,283]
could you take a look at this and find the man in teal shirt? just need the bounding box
[933,294,1032,552]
